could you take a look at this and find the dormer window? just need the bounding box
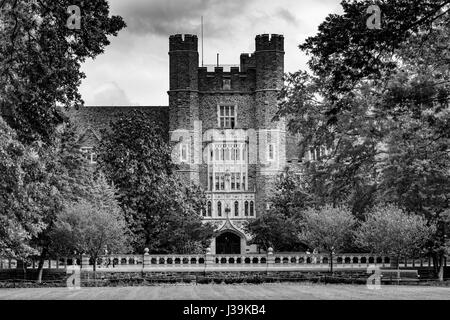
[222,78,231,90]
[218,105,236,129]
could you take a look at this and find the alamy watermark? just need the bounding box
[67,5,81,30]
[66,265,81,290]
[366,265,382,290]
[366,5,382,30]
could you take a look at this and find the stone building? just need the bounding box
[73,34,306,255]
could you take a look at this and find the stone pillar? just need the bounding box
[143,248,150,270]
[266,247,275,273]
[204,248,214,271]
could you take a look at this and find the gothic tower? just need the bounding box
[254,34,286,215]
[168,34,201,184]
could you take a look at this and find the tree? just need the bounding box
[51,174,130,271]
[297,0,450,121]
[277,0,450,274]
[28,122,95,282]
[277,1,450,212]
[0,117,46,259]
[246,168,308,252]
[355,204,435,270]
[0,0,126,143]
[246,211,301,252]
[299,205,356,273]
[97,110,215,253]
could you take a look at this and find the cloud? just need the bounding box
[88,82,135,106]
[110,0,256,38]
[276,8,299,26]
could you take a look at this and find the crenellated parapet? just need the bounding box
[197,66,256,92]
[169,34,198,51]
[255,34,284,52]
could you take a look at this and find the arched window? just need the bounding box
[207,201,212,217]
[215,147,219,161]
[215,173,220,191]
[217,201,222,217]
[242,175,246,191]
[225,148,230,161]
[234,201,239,217]
[250,201,254,216]
[244,201,249,216]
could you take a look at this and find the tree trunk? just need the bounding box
[36,247,50,283]
[438,254,445,282]
[21,260,27,281]
[330,252,333,275]
[36,256,45,284]
[432,254,439,277]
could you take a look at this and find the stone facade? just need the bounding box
[72,34,306,255]
[168,34,289,254]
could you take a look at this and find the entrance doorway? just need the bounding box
[215,232,241,254]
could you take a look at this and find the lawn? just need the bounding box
[0,283,449,300]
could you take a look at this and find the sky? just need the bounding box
[79,0,343,106]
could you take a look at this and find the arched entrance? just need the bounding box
[215,232,241,254]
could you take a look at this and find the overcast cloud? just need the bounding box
[80,0,343,106]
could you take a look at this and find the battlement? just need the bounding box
[169,34,198,51]
[255,34,284,52]
[198,65,256,92]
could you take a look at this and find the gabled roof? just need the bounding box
[69,105,170,143]
[78,127,101,148]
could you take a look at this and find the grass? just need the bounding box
[0,283,449,300]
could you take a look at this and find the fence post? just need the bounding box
[266,247,274,273]
[143,248,150,271]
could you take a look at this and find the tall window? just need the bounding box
[250,201,254,216]
[231,174,236,190]
[217,201,222,217]
[268,144,275,161]
[219,105,236,129]
[234,201,239,217]
[215,174,220,191]
[207,201,212,217]
[244,201,249,216]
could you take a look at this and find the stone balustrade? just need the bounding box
[1,254,442,271]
